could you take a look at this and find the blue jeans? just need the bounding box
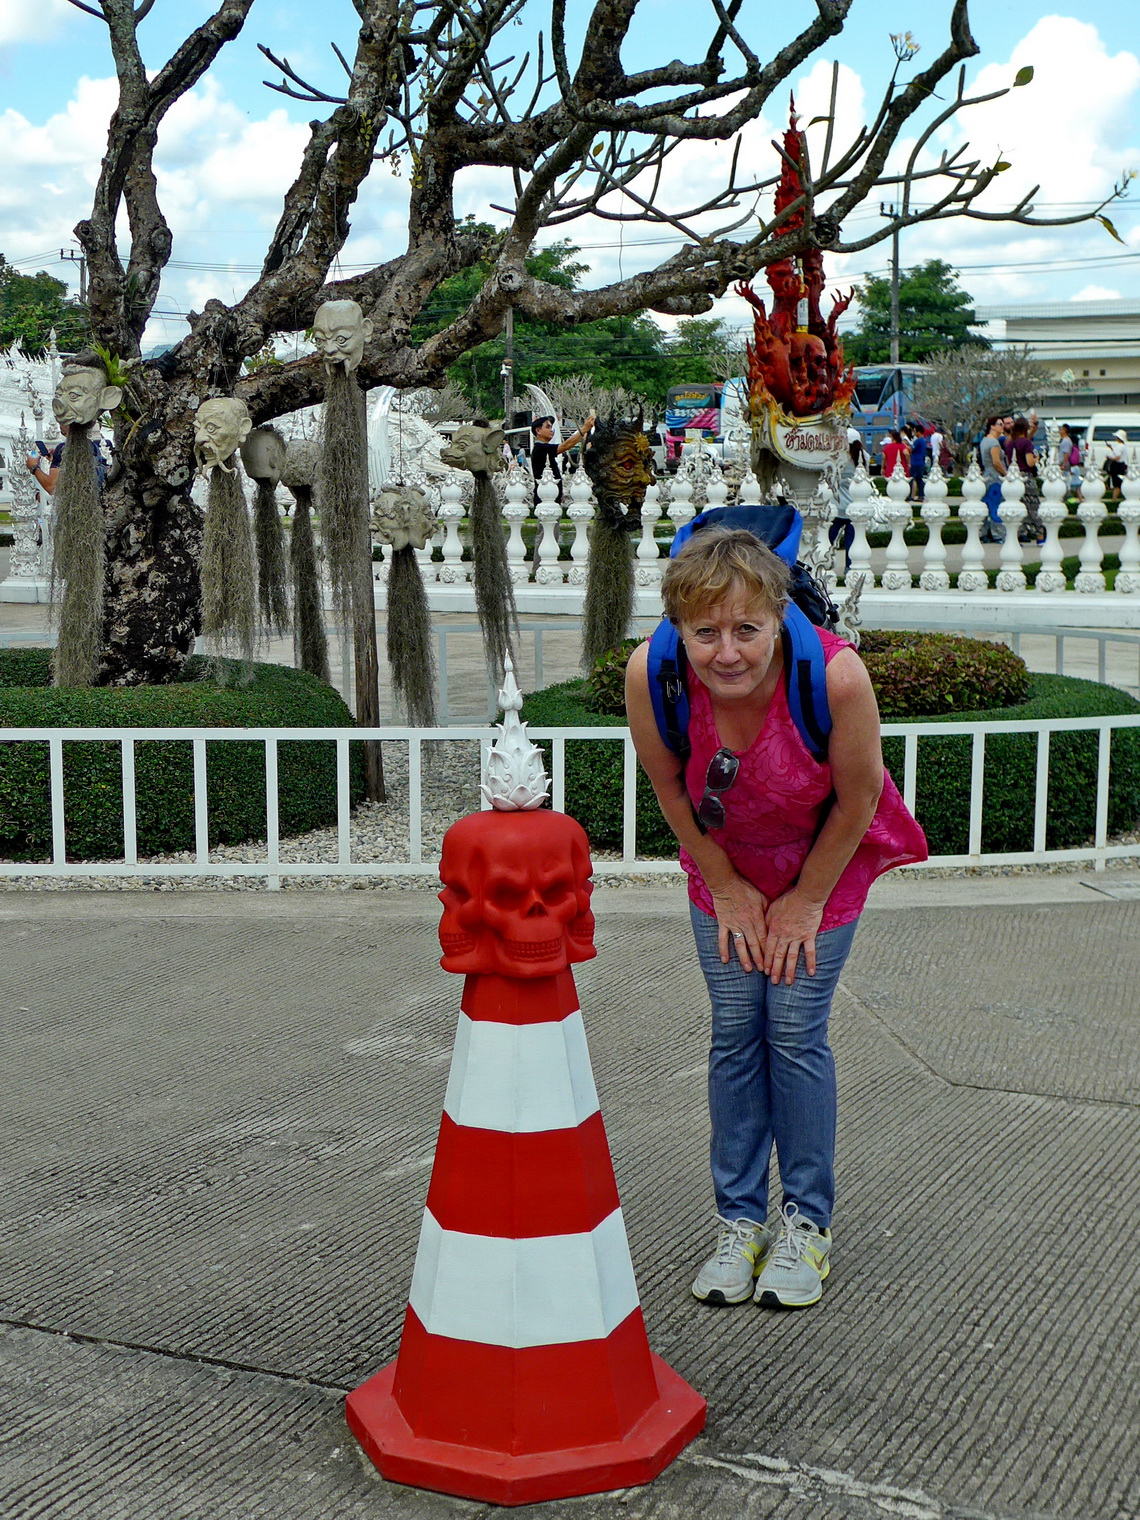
[690,904,859,1230]
[983,480,1005,538]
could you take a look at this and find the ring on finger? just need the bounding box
[732,931,745,940]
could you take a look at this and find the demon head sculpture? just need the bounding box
[437,809,596,978]
[439,422,507,476]
[240,425,288,487]
[371,484,435,551]
[582,416,655,529]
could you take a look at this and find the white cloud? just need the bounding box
[0,0,72,47]
[1072,283,1123,300]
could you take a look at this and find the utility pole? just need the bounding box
[501,307,514,431]
[879,203,900,366]
[60,247,87,304]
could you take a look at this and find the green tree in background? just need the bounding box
[846,259,986,364]
[0,257,89,354]
[668,317,748,384]
[414,231,675,412]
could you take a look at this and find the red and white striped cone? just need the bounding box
[346,807,705,1506]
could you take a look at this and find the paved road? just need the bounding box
[1,882,1138,1520]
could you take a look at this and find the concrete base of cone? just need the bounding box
[345,1353,707,1507]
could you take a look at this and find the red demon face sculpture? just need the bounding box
[438,810,596,977]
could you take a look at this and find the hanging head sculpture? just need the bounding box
[312,299,374,374]
[439,421,517,684]
[194,396,252,473]
[49,353,124,688]
[579,413,656,672]
[240,425,291,636]
[280,439,330,684]
[194,395,258,668]
[372,485,439,728]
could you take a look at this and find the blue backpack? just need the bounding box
[646,503,836,763]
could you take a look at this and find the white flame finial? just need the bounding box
[481,653,550,811]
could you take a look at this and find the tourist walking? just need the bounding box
[1105,429,1129,503]
[880,428,909,482]
[979,415,1007,543]
[1004,417,1044,543]
[909,427,929,502]
[625,527,926,1310]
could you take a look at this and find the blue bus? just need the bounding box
[850,363,929,461]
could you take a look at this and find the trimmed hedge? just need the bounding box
[856,631,1028,717]
[0,651,363,862]
[521,671,1140,860]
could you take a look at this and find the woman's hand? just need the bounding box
[708,874,768,972]
[763,887,826,985]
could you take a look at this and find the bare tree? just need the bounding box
[915,345,1058,470]
[542,375,657,432]
[65,0,1129,683]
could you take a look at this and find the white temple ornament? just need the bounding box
[480,655,550,812]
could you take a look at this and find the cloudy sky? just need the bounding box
[1,0,1138,351]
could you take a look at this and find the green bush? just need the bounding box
[0,652,363,862]
[521,672,1140,860]
[857,631,1028,717]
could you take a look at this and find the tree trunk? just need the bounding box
[98,461,203,686]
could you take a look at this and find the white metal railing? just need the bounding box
[2,715,1139,887]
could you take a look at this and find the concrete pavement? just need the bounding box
[1,883,1138,1520]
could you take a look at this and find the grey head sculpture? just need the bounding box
[439,422,507,475]
[53,357,123,428]
[312,299,374,374]
[240,426,288,487]
[194,396,252,474]
[371,485,436,552]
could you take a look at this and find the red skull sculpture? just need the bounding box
[438,809,596,978]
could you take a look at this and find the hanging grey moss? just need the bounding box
[386,544,438,728]
[50,429,106,687]
[287,483,330,684]
[469,472,518,684]
[252,478,291,635]
[318,367,372,628]
[201,459,257,668]
[580,416,656,672]
[581,517,636,671]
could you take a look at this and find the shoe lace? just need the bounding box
[713,1214,760,1265]
[771,1203,812,1269]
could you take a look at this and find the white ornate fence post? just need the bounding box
[566,468,594,587]
[437,476,467,583]
[918,461,950,590]
[996,460,1028,592]
[503,471,531,586]
[1075,449,1108,593]
[957,460,989,593]
[1034,453,1069,593]
[1116,450,1140,594]
[668,473,695,539]
[636,480,664,589]
[533,471,564,585]
[880,460,913,590]
[737,470,763,507]
[704,469,729,511]
[845,465,876,588]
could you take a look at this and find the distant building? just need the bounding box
[973,299,1140,410]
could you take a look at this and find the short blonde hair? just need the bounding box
[661,527,791,625]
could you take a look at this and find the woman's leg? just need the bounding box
[690,903,771,1222]
[764,918,859,1229]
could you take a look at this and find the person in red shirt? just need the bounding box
[880,428,910,481]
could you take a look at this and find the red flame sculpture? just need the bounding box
[737,99,856,423]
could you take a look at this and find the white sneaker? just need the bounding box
[753,1203,831,1308]
[691,1215,775,1305]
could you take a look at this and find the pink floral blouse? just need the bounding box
[681,628,928,929]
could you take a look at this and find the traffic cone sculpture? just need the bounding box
[347,660,705,1506]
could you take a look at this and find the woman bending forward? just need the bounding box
[626,528,926,1309]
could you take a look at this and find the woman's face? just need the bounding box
[680,586,781,703]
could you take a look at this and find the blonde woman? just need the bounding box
[626,528,925,1309]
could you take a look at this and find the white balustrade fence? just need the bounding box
[2,716,1138,888]
[361,451,1140,611]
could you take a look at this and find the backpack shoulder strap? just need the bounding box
[646,619,691,759]
[781,603,832,762]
